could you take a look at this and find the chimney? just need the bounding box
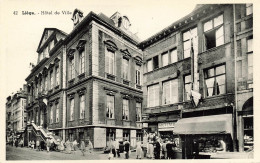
[71,9,84,28]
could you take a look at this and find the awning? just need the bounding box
[173,114,233,138]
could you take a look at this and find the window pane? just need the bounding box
[171,80,178,103]
[170,49,177,63]
[204,20,213,32]
[163,82,170,104]
[248,53,253,80]
[162,53,168,66]
[183,40,191,50]
[205,68,215,78]
[216,26,224,46]
[185,83,191,101]
[147,59,153,72]
[185,75,191,84]
[205,78,215,96]
[214,15,223,27]
[191,27,198,37]
[154,84,159,106]
[216,75,226,85]
[216,65,225,75]
[246,4,253,15]
[247,38,253,52]
[183,31,190,41]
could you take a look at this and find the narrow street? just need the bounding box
[6,145,144,160]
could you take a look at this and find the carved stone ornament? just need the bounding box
[77,87,86,95]
[67,48,76,59]
[76,40,86,51]
[67,92,75,99]
[134,56,143,66]
[120,49,131,59]
[104,87,117,95]
[104,40,118,52]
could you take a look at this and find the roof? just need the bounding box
[138,4,218,49]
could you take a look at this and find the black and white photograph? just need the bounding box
[0,0,258,161]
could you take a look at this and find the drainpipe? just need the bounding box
[233,4,238,152]
[62,44,67,141]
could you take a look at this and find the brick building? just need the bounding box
[139,4,253,156]
[5,87,27,144]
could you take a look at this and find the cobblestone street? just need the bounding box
[6,145,145,160]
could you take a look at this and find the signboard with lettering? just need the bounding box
[143,123,148,128]
[158,122,176,129]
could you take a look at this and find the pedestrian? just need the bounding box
[80,140,86,156]
[111,138,116,157]
[28,140,32,149]
[31,140,35,149]
[154,137,161,159]
[15,139,18,148]
[115,139,120,157]
[60,140,65,151]
[162,139,167,159]
[124,138,130,159]
[87,139,93,154]
[166,139,173,159]
[20,139,24,147]
[65,139,72,154]
[72,139,78,151]
[136,140,142,159]
[46,138,51,152]
[148,139,154,159]
[40,140,45,151]
[36,139,40,151]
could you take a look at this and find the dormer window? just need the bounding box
[122,16,130,29]
[44,32,48,40]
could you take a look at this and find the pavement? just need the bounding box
[6,145,147,160]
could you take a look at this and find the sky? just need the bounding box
[0,0,197,99]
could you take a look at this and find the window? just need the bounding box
[204,14,224,50]
[246,4,253,16]
[147,84,159,107]
[147,59,153,72]
[56,67,59,86]
[56,103,59,122]
[106,95,114,119]
[162,79,178,105]
[153,56,159,69]
[122,99,129,120]
[170,48,177,63]
[184,74,199,101]
[50,106,53,124]
[44,77,47,91]
[70,98,74,121]
[40,80,43,93]
[50,71,54,89]
[247,38,253,80]
[162,52,169,67]
[43,48,47,58]
[36,110,38,124]
[105,49,115,75]
[183,27,198,58]
[136,65,141,85]
[35,83,38,96]
[80,95,85,119]
[136,102,141,122]
[122,58,129,79]
[79,50,85,74]
[49,40,54,52]
[69,58,75,80]
[204,65,226,97]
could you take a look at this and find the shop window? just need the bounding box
[105,49,115,75]
[162,52,169,67]
[247,37,253,80]
[70,98,74,121]
[122,99,129,120]
[203,14,224,50]
[204,65,226,97]
[79,49,85,74]
[56,103,59,122]
[106,95,114,119]
[246,4,253,16]
[122,57,129,80]
[136,102,142,122]
[183,27,197,58]
[162,79,178,105]
[170,48,177,63]
[244,117,253,151]
[147,84,159,107]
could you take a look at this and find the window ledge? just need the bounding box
[78,73,85,79]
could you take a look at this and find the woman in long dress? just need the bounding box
[136,141,142,159]
[65,139,72,154]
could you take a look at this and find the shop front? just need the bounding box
[174,114,234,159]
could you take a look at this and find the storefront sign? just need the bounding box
[143,123,148,128]
[158,122,176,129]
